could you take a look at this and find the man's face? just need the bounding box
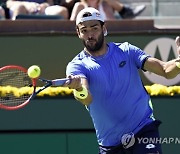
[77,20,105,53]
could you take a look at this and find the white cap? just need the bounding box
[76,7,105,25]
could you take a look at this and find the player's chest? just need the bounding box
[85,56,132,85]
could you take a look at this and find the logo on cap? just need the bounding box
[76,7,104,25]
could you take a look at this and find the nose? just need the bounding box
[87,31,94,40]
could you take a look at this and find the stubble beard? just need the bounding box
[83,32,104,53]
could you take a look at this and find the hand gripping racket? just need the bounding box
[0,65,69,110]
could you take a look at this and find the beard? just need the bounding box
[83,31,104,53]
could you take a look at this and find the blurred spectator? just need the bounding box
[70,0,116,21]
[0,1,11,19]
[60,0,79,18]
[6,0,69,20]
[0,6,5,19]
[63,0,146,20]
[104,0,146,19]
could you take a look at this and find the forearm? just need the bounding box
[144,36,180,79]
[144,57,180,79]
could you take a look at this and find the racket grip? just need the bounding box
[52,78,70,86]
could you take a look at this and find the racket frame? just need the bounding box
[0,65,36,110]
[0,65,69,110]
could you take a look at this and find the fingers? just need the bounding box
[64,75,82,89]
[175,36,180,56]
[175,36,180,46]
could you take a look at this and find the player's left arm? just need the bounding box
[143,36,180,79]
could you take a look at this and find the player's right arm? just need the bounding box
[143,36,180,79]
[64,75,92,106]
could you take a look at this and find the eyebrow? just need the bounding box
[80,24,99,30]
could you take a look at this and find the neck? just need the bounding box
[84,42,108,57]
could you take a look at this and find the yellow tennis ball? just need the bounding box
[27,65,41,78]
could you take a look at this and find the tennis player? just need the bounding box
[65,7,180,154]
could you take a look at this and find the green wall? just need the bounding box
[0,34,179,85]
[0,132,98,154]
[0,97,179,154]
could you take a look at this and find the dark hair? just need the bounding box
[99,21,104,26]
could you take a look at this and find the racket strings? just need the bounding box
[0,68,32,107]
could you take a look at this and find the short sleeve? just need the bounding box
[128,43,151,69]
[66,61,87,78]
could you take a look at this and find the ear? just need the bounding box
[103,26,108,36]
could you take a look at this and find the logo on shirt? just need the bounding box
[143,37,180,86]
[119,61,126,68]
[146,143,156,149]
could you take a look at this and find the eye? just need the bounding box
[92,27,98,31]
[81,29,87,34]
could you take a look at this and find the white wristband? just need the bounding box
[73,85,88,99]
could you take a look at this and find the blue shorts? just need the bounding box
[99,120,162,154]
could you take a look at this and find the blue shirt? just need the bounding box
[66,42,155,146]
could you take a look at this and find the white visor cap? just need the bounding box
[76,7,105,25]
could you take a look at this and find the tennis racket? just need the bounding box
[0,65,69,110]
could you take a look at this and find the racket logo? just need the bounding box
[80,94,85,97]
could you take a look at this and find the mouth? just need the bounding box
[86,39,96,44]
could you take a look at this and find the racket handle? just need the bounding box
[52,78,70,86]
